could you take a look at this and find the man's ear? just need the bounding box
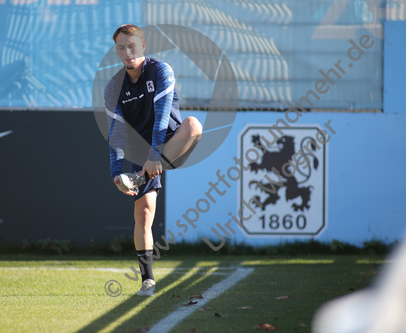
[142,41,146,52]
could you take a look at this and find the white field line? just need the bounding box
[149,267,255,333]
[0,267,233,275]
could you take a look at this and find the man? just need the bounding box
[104,24,202,296]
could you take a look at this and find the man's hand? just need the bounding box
[141,160,162,179]
[114,176,137,196]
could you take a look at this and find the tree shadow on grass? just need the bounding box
[76,260,228,333]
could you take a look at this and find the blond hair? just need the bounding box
[112,24,144,43]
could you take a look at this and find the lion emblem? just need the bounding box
[249,134,319,212]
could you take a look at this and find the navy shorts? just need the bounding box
[130,130,198,202]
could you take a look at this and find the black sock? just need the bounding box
[137,249,154,282]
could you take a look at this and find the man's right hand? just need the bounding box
[114,176,137,196]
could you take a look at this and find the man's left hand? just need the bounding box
[141,160,162,179]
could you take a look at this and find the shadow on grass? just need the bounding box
[75,260,228,333]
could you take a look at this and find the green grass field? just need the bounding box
[0,254,387,333]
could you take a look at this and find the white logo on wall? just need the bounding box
[239,125,327,236]
[146,81,155,92]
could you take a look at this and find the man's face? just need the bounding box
[115,32,146,70]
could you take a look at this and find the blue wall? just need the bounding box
[166,111,406,247]
[384,21,406,113]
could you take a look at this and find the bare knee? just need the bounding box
[135,206,154,220]
[183,116,202,138]
[134,208,154,232]
[134,194,157,230]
